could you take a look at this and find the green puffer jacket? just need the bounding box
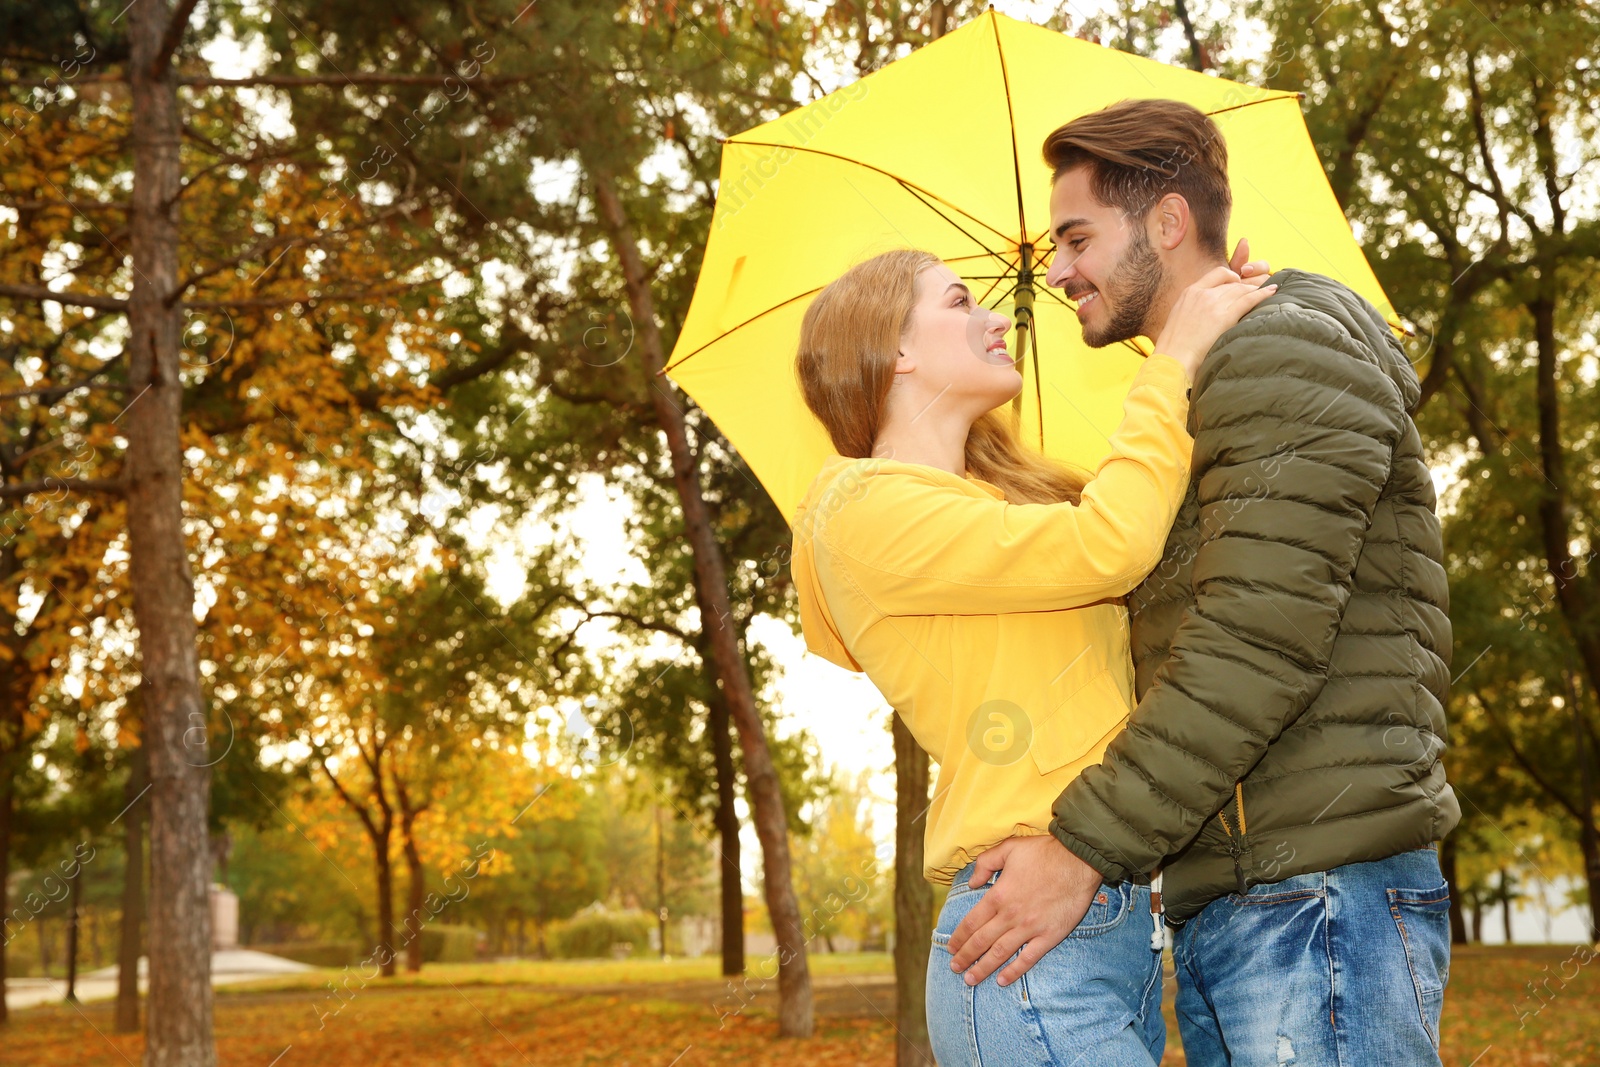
[1048,268,1460,923]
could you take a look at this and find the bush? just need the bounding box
[546,909,654,959]
[418,923,480,964]
[252,941,363,968]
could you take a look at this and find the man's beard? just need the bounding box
[1081,228,1164,349]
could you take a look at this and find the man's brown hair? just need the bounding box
[1042,99,1232,260]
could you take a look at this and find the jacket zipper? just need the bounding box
[1215,781,1248,895]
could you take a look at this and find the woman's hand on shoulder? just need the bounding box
[1154,238,1277,382]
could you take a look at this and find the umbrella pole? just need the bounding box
[1009,243,1039,448]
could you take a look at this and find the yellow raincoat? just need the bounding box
[790,355,1194,883]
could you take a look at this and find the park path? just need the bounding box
[3,948,313,1012]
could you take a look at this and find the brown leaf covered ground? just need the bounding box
[2,946,1594,1066]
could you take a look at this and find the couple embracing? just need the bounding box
[790,98,1458,1067]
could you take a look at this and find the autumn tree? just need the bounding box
[205,0,839,1033]
[3,3,547,1054]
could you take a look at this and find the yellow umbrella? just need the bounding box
[664,9,1398,524]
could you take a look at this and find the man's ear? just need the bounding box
[1152,193,1191,252]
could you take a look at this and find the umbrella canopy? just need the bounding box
[664,10,1398,524]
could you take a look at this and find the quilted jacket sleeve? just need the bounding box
[813,353,1192,617]
[1047,306,1404,882]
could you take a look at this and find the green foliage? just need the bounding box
[786,769,890,950]
[251,941,365,969]
[419,924,480,964]
[545,908,656,960]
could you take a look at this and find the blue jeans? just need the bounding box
[926,861,1164,1066]
[1172,847,1452,1066]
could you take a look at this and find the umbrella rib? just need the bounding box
[972,249,1023,306]
[728,139,1015,247]
[1036,284,1072,309]
[989,12,1029,241]
[982,278,1020,307]
[663,252,1025,377]
[1206,93,1303,118]
[662,287,822,375]
[945,252,1010,268]
[888,182,1015,261]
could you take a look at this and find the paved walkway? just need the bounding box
[4,948,313,1011]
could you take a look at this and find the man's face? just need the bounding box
[1043,165,1165,348]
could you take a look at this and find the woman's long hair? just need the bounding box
[795,249,1088,506]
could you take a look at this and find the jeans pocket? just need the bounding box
[1388,881,1452,1049]
[1231,868,1326,905]
[1065,882,1131,939]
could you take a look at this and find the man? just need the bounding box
[944,98,1459,1065]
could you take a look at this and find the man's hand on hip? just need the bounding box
[944,833,1104,987]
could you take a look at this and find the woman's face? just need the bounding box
[898,264,1019,408]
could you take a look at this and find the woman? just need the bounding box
[788,248,1273,1065]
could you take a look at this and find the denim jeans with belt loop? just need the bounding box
[1171,846,1452,1067]
[926,860,1165,1066]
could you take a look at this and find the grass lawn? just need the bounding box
[1,946,1594,1065]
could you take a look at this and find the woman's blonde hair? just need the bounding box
[795,248,1088,506]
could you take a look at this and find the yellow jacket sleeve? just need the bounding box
[814,354,1193,617]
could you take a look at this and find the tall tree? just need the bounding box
[893,716,933,1065]
[124,3,217,1060]
[591,165,812,1034]
[4,1,546,1047]
[254,0,833,1027]
[116,740,147,1033]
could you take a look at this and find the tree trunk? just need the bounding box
[65,854,81,1001]
[893,715,933,1066]
[1528,288,1600,821]
[1580,815,1600,946]
[591,169,812,1037]
[322,753,397,977]
[655,804,668,959]
[394,773,428,976]
[0,725,12,1028]
[1470,899,1483,943]
[128,3,217,1063]
[1439,834,1468,945]
[1568,671,1600,944]
[392,767,432,974]
[1499,869,1513,944]
[400,826,425,973]
[374,829,396,977]
[1171,0,1208,70]
[710,683,745,977]
[117,748,149,1033]
[86,900,101,971]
